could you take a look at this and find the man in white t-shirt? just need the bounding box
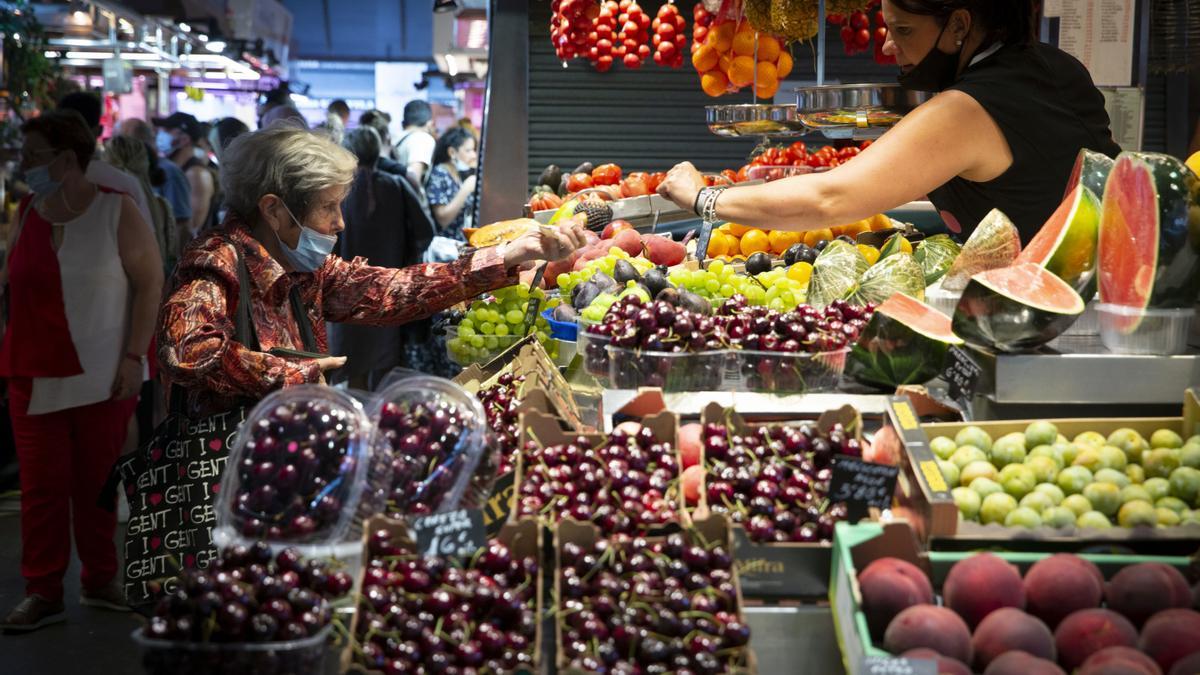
[394,100,437,191]
[57,93,153,227]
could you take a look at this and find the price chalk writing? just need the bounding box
[522,263,548,336]
[942,345,983,415]
[829,455,900,519]
[411,508,486,558]
[693,220,715,267]
[862,656,937,675]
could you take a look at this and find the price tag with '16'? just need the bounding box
[410,509,486,559]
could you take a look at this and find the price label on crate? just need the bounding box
[862,656,937,675]
[411,508,486,558]
[522,262,548,336]
[942,345,983,415]
[829,455,900,521]
[693,220,715,267]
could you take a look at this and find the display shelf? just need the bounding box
[600,390,898,430]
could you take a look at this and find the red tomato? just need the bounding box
[736,165,751,182]
[620,174,650,197]
[860,140,873,150]
[566,172,594,192]
[720,169,738,184]
[591,163,622,186]
[807,155,828,168]
[647,171,667,192]
[787,141,808,162]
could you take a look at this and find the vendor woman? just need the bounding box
[658,0,1121,243]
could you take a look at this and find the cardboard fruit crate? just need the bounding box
[343,516,543,674]
[554,515,757,674]
[829,519,1197,675]
[894,389,1200,553]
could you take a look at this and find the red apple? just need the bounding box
[602,219,636,240]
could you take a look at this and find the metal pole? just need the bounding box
[816,0,826,86]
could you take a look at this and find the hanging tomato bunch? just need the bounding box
[651,1,688,67]
[588,0,619,71]
[691,3,713,53]
[551,0,591,60]
[828,0,895,64]
[616,0,652,68]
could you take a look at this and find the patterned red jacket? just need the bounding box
[157,215,512,416]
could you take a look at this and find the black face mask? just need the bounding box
[897,21,964,92]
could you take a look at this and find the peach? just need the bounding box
[1168,651,1200,675]
[943,553,1026,629]
[1054,608,1139,671]
[1079,646,1163,675]
[610,229,643,256]
[1140,609,1200,673]
[972,607,1056,670]
[1105,563,1192,627]
[983,650,1066,675]
[1024,554,1104,627]
[884,605,973,665]
[860,557,935,640]
[901,648,972,675]
[679,423,703,468]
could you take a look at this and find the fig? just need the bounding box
[591,271,618,291]
[573,281,601,310]
[794,244,818,265]
[655,287,681,305]
[613,259,642,284]
[784,244,805,266]
[553,305,578,323]
[746,252,773,275]
[537,164,562,191]
[679,290,713,316]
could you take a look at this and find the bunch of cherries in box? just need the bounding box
[559,532,752,674]
[475,373,525,475]
[353,529,539,673]
[142,543,351,645]
[699,421,859,543]
[233,400,363,541]
[516,423,678,535]
[716,296,875,354]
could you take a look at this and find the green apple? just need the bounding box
[1144,448,1181,479]
[1118,500,1158,528]
[1057,466,1094,495]
[1019,491,1055,514]
[1062,494,1094,516]
[1121,485,1152,504]
[1156,507,1181,527]
[1125,464,1146,485]
[1156,496,1188,513]
[950,445,988,470]
[1094,468,1130,488]
[937,459,961,489]
[1005,506,1043,528]
[954,426,993,454]
[980,492,1018,525]
[989,434,1028,467]
[1058,442,1082,465]
[1097,445,1128,471]
[999,464,1037,499]
[1083,482,1122,517]
[1042,506,1077,529]
[929,436,959,461]
[1077,511,1113,529]
[1028,445,1065,469]
[1072,448,1103,473]
[1168,466,1200,504]
[952,487,982,520]
[1107,428,1149,464]
[961,460,999,486]
[1143,477,1171,502]
[1024,421,1058,450]
[1150,428,1184,449]
[1180,442,1200,469]
[1073,431,1107,449]
[1033,483,1065,505]
[970,477,1004,500]
[1025,456,1060,484]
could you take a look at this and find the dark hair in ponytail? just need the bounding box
[888,0,1036,45]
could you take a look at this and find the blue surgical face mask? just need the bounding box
[275,201,337,273]
[156,128,175,156]
[26,162,62,196]
[453,158,472,173]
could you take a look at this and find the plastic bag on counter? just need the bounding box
[370,372,495,516]
[213,385,389,557]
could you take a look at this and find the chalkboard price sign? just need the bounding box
[829,455,900,512]
[411,509,487,558]
[942,345,983,414]
[862,656,937,675]
[694,220,715,266]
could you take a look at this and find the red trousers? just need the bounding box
[8,379,137,601]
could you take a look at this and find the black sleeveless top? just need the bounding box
[927,42,1121,244]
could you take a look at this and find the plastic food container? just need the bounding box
[577,320,612,380]
[606,346,726,392]
[131,625,335,675]
[725,347,849,393]
[370,375,493,515]
[745,165,827,183]
[541,307,578,340]
[1054,297,1100,339]
[214,387,375,552]
[1097,303,1196,355]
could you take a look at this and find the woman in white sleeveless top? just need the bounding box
[0,110,163,632]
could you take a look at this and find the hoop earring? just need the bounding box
[955,39,963,46]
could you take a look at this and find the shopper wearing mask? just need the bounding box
[656,0,1120,243]
[0,111,163,631]
[157,126,586,417]
[426,127,479,243]
[117,118,193,241]
[154,112,219,235]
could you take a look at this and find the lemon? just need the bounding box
[1187,151,1200,176]
[787,261,813,285]
[857,244,881,265]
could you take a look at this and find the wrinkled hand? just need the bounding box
[501,221,588,268]
[111,358,142,400]
[657,161,707,212]
[314,355,347,384]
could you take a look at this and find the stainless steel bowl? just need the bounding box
[793,84,933,138]
[705,104,807,137]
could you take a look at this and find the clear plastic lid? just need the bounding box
[214,386,374,550]
[370,374,493,515]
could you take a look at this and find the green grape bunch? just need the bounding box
[447,284,560,365]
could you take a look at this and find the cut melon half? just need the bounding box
[1064,148,1115,201]
[952,263,1085,353]
[941,209,1022,292]
[1016,184,1101,297]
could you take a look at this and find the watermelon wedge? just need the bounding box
[941,209,1022,292]
[1016,184,1101,297]
[847,292,963,388]
[1064,148,1114,200]
[952,263,1085,353]
[1098,152,1200,332]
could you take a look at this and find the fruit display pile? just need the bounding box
[557,529,753,673]
[476,373,526,474]
[515,421,679,535]
[353,528,539,673]
[139,544,351,674]
[931,422,1200,530]
[746,140,873,177]
[447,285,559,365]
[861,552,1200,675]
[680,420,861,543]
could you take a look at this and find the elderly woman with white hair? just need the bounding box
[157,125,585,414]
